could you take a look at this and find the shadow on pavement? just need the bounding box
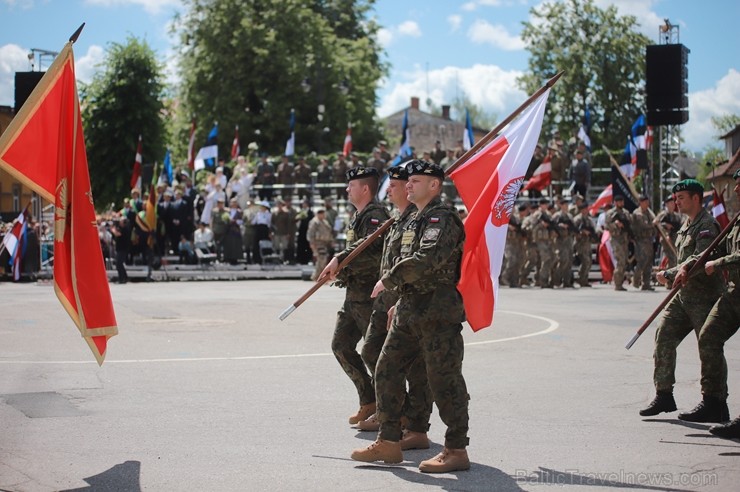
[60,460,141,492]
[511,467,696,491]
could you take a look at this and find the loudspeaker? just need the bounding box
[647,109,688,126]
[14,71,45,112]
[646,44,689,125]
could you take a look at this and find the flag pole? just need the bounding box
[69,23,85,43]
[626,210,740,349]
[445,71,564,175]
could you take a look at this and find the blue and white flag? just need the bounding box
[284,109,295,157]
[163,148,173,184]
[194,123,218,171]
[463,108,474,151]
[378,109,413,200]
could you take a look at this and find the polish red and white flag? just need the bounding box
[523,155,551,191]
[450,89,550,331]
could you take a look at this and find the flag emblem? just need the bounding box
[491,177,524,227]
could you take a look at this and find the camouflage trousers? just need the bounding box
[698,288,740,399]
[332,299,375,405]
[553,237,574,287]
[376,290,469,448]
[537,241,554,287]
[653,293,720,392]
[633,238,653,288]
[503,241,524,287]
[574,241,592,286]
[520,244,538,285]
[611,238,629,288]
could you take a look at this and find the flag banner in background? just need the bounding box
[130,134,142,189]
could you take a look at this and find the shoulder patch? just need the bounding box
[423,228,441,242]
[698,230,715,239]
[370,218,379,225]
[429,217,440,223]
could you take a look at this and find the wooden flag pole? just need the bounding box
[626,211,739,349]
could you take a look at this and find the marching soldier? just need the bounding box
[677,169,740,427]
[605,195,632,290]
[520,204,539,286]
[306,209,334,281]
[351,160,471,473]
[573,202,596,287]
[526,198,555,288]
[631,196,656,290]
[552,197,576,288]
[504,203,529,288]
[654,196,681,269]
[321,167,390,425]
[640,179,725,417]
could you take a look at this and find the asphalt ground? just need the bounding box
[1,280,739,492]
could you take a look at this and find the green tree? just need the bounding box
[518,0,650,149]
[81,37,167,209]
[172,0,387,163]
[711,114,740,137]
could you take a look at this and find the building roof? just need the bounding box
[708,147,740,181]
[719,124,740,140]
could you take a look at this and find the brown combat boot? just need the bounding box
[419,447,470,473]
[356,412,380,431]
[350,439,403,464]
[348,402,376,425]
[400,430,430,450]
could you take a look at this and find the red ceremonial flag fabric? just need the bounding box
[0,41,118,365]
[450,89,550,331]
[712,188,730,229]
[523,155,551,191]
[343,126,352,157]
[231,125,240,161]
[187,119,196,170]
[130,135,143,190]
[598,230,615,283]
[589,184,612,217]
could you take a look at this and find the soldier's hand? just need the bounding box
[386,305,395,331]
[371,280,385,298]
[656,271,668,285]
[616,220,623,228]
[705,260,716,276]
[672,267,689,288]
[320,257,339,281]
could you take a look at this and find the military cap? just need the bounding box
[664,195,675,203]
[378,140,388,146]
[613,194,625,201]
[733,168,740,180]
[671,179,703,194]
[558,197,569,205]
[386,166,408,181]
[538,197,550,205]
[639,195,649,202]
[517,203,529,212]
[404,159,445,179]
[578,202,589,210]
[346,166,379,182]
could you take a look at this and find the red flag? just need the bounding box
[712,188,730,229]
[523,155,551,191]
[343,125,352,157]
[598,230,615,283]
[450,89,550,331]
[130,134,143,190]
[187,118,196,170]
[231,125,240,161]
[1,206,28,259]
[589,184,612,216]
[0,41,118,364]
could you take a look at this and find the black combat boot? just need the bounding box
[639,391,677,416]
[677,396,730,423]
[709,417,740,439]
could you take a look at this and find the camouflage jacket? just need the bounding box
[334,201,390,301]
[552,210,575,240]
[375,204,417,311]
[664,208,725,299]
[631,207,656,241]
[688,216,739,289]
[605,207,632,241]
[525,208,553,241]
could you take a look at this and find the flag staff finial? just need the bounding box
[69,23,86,43]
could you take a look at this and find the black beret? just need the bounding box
[404,159,444,179]
[346,166,379,182]
[639,195,649,202]
[671,179,703,194]
[663,196,674,203]
[613,194,625,201]
[538,197,550,205]
[578,202,589,210]
[733,168,740,180]
[386,166,408,181]
[558,197,569,205]
[517,203,529,212]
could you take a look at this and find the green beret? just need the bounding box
[346,166,379,182]
[733,168,740,180]
[405,159,444,179]
[671,179,703,194]
[386,166,408,181]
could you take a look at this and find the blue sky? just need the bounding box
[1,0,738,152]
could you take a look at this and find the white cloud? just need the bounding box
[84,0,181,15]
[376,28,393,47]
[447,14,462,32]
[377,64,526,122]
[461,2,477,11]
[0,44,32,106]
[682,69,740,151]
[468,19,525,51]
[74,45,105,84]
[397,20,422,38]
[2,0,37,8]
[593,0,664,38]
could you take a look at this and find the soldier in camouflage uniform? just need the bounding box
[631,196,656,291]
[552,197,576,288]
[320,167,390,425]
[504,203,529,287]
[351,160,470,473]
[678,170,740,427]
[654,196,681,269]
[357,167,433,441]
[640,180,725,417]
[573,202,596,287]
[605,195,632,290]
[520,204,539,286]
[525,198,555,288]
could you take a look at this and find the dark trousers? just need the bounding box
[115,249,128,283]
